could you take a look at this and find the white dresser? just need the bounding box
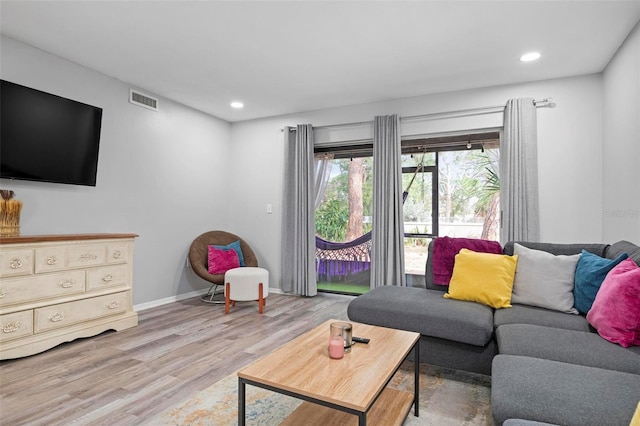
[0,233,138,359]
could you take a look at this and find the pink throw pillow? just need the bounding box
[586,258,640,347]
[207,246,240,275]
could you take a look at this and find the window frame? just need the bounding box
[401,160,439,239]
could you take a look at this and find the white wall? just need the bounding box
[230,75,605,290]
[1,33,616,299]
[602,22,640,243]
[0,36,232,304]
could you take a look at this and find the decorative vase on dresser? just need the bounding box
[0,233,138,360]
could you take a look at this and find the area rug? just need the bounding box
[145,362,491,425]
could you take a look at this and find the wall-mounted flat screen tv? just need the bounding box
[0,79,103,186]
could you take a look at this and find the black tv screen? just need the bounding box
[0,80,103,186]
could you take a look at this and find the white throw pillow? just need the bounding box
[511,243,581,314]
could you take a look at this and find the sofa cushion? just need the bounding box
[608,240,640,264]
[492,355,640,426]
[493,304,591,332]
[587,258,640,348]
[574,250,628,314]
[496,324,640,375]
[511,243,580,314]
[347,285,494,347]
[503,241,609,257]
[444,249,518,309]
[415,334,496,376]
[503,420,559,426]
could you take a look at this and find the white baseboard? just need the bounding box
[134,287,285,311]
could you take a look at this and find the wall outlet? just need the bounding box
[267,203,272,214]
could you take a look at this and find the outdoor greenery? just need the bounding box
[315,147,500,243]
[315,199,349,242]
[316,158,373,242]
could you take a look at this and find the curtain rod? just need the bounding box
[281,97,555,132]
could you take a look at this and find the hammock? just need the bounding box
[316,232,372,281]
[316,158,424,281]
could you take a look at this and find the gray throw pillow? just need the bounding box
[511,243,581,314]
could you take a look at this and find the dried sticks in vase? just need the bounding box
[0,190,23,237]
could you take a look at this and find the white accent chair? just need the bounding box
[224,267,269,314]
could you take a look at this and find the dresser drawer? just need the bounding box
[86,265,128,291]
[0,310,33,343]
[66,244,106,269]
[0,249,34,278]
[107,244,129,265]
[35,246,67,273]
[34,292,129,333]
[0,270,86,307]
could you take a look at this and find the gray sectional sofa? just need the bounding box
[347,240,640,426]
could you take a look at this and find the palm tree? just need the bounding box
[474,151,500,240]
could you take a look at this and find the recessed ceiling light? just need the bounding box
[230,101,244,109]
[520,52,541,62]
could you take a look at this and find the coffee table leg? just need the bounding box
[238,378,246,425]
[358,412,366,426]
[414,341,420,417]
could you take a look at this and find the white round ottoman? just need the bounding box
[224,267,269,314]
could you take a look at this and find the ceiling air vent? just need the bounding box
[129,89,159,111]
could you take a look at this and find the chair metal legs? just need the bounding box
[200,283,226,304]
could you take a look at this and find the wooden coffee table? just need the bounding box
[237,319,420,426]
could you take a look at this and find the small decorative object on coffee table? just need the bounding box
[238,319,420,426]
[328,335,344,359]
[330,321,353,353]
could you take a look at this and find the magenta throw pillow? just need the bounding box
[432,237,503,285]
[207,246,240,275]
[586,258,640,347]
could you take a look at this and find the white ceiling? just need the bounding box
[2,1,639,122]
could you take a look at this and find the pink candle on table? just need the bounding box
[329,335,344,359]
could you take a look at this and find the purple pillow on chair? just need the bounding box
[208,246,240,275]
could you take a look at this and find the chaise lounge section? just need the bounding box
[347,239,640,425]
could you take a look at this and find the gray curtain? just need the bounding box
[370,114,406,288]
[500,98,540,243]
[281,125,317,296]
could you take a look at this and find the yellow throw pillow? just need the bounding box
[630,401,640,426]
[444,249,518,309]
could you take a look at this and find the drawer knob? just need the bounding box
[107,301,121,309]
[0,288,5,299]
[9,258,23,269]
[49,312,65,322]
[59,280,76,289]
[47,256,58,265]
[113,250,122,259]
[2,321,21,333]
[78,253,98,262]
[103,274,114,282]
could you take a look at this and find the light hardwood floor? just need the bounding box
[0,292,352,425]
